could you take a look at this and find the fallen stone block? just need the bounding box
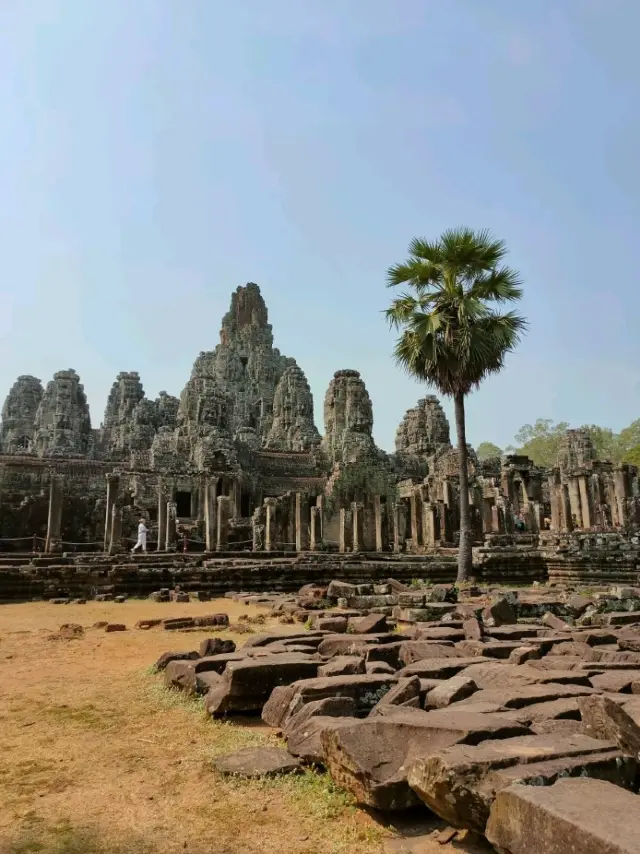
[154,650,200,671]
[579,694,640,757]
[463,617,484,641]
[262,673,397,729]
[531,718,582,737]
[366,661,396,675]
[105,623,126,632]
[213,746,301,778]
[426,675,478,709]
[243,631,327,649]
[372,676,421,709]
[486,625,543,641]
[326,580,359,600]
[457,640,525,660]
[317,633,408,659]
[398,641,459,666]
[205,655,320,717]
[408,733,633,834]
[482,596,517,627]
[412,626,465,642]
[322,708,529,812]
[459,662,592,690]
[454,683,593,710]
[318,656,366,677]
[348,613,388,634]
[486,778,640,854]
[393,604,457,623]
[313,616,348,633]
[198,637,236,658]
[589,670,640,693]
[396,658,480,681]
[164,660,221,694]
[508,646,541,665]
[542,611,573,631]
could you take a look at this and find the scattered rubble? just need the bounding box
[149,577,640,851]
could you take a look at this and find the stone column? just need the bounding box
[548,475,561,531]
[295,493,310,551]
[351,502,364,552]
[423,502,437,547]
[108,505,123,555]
[104,473,119,551]
[561,485,573,532]
[165,501,177,550]
[373,496,383,552]
[156,481,167,552]
[310,506,321,550]
[204,478,218,551]
[392,504,401,553]
[265,498,276,551]
[578,475,593,529]
[613,468,630,528]
[45,474,64,554]
[409,492,420,550]
[231,479,242,519]
[567,477,583,528]
[339,508,352,553]
[216,495,231,550]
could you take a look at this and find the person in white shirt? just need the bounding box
[131,519,148,553]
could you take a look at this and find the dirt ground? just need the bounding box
[0,600,491,854]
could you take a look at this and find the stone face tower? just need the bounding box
[321,369,376,463]
[33,370,92,457]
[557,428,597,473]
[190,283,296,442]
[0,375,43,453]
[395,395,452,458]
[265,365,321,452]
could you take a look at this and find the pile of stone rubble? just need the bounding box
[154,579,640,854]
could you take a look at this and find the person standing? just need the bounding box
[131,518,148,553]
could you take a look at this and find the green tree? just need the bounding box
[385,227,526,581]
[476,441,503,460]
[508,418,569,467]
[617,419,640,461]
[622,444,640,466]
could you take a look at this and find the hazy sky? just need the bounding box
[1,0,638,452]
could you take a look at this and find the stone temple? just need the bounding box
[1,283,639,597]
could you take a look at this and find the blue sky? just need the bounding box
[1,0,638,452]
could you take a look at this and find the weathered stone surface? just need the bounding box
[33,370,92,457]
[396,658,481,680]
[205,655,319,716]
[398,641,460,665]
[314,616,348,633]
[198,637,236,657]
[395,396,451,459]
[321,369,377,464]
[262,674,396,729]
[321,707,527,812]
[486,778,640,854]
[408,733,631,833]
[213,746,301,777]
[154,650,199,671]
[1,375,43,453]
[264,364,321,451]
[372,676,422,709]
[318,656,365,677]
[579,694,640,756]
[482,597,517,627]
[426,675,478,709]
[348,613,388,634]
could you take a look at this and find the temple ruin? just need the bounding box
[0,282,639,597]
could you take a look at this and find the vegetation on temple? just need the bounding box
[477,417,640,469]
[386,227,526,581]
[324,460,397,517]
[476,441,503,460]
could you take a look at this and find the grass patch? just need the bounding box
[3,820,153,854]
[39,703,122,731]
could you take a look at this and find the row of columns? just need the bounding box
[548,468,638,531]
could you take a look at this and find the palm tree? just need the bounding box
[385,227,526,581]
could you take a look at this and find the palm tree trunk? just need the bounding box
[454,392,473,583]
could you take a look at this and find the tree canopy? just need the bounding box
[386,227,526,581]
[477,416,640,468]
[476,441,503,460]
